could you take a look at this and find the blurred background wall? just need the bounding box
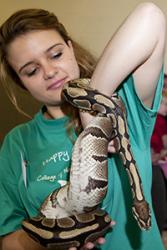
[0,0,167,143]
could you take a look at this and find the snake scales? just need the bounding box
[22,78,151,249]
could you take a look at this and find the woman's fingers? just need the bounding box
[81,220,116,250]
[108,139,117,153]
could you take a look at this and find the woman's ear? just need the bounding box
[67,40,76,55]
[67,40,74,50]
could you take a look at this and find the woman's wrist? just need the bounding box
[79,111,94,129]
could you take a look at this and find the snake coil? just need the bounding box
[22,78,151,249]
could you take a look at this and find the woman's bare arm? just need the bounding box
[90,2,166,108]
[80,2,166,159]
[1,230,46,250]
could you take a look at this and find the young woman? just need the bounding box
[0,2,166,250]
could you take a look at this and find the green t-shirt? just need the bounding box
[0,71,165,250]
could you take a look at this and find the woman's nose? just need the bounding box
[43,63,57,80]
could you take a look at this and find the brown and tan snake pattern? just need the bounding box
[22,78,151,249]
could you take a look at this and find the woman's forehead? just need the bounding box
[7,30,66,70]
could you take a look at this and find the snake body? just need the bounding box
[22,78,151,249]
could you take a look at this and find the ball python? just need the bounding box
[22,78,151,249]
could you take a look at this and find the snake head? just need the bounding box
[132,200,151,230]
[62,78,92,93]
[61,78,94,111]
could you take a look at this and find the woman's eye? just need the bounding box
[26,68,37,77]
[51,52,62,59]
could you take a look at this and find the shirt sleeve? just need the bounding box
[0,133,28,236]
[118,68,164,148]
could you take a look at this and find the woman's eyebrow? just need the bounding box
[46,43,63,53]
[19,43,63,73]
[19,61,34,74]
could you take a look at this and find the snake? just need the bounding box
[22,78,151,249]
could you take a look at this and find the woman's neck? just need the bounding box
[44,105,65,120]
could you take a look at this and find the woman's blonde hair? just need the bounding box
[0,9,97,138]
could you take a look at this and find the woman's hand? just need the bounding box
[108,140,117,154]
[68,237,105,250]
[68,221,116,250]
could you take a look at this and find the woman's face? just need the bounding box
[7,30,80,106]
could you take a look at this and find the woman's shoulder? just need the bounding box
[6,120,34,140]
[1,116,37,150]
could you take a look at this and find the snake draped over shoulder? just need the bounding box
[22,78,151,249]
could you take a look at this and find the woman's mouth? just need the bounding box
[47,77,68,90]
